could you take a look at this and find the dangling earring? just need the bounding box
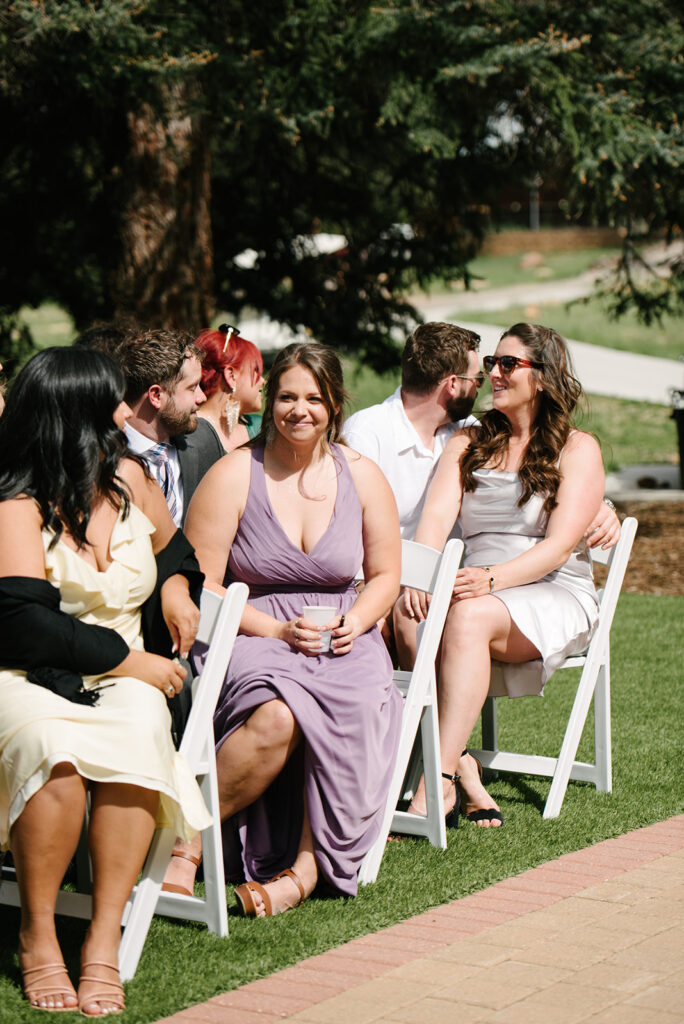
[221,386,240,434]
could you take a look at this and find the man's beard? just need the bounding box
[446,393,475,422]
[160,401,198,437]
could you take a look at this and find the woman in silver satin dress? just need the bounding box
[405,323,605,827]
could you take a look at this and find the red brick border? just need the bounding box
[154,815,684,1024]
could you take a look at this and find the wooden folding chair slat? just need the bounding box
[358,538,463,885]
[471,516,637,819]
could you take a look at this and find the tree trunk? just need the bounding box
[112,81,213,330]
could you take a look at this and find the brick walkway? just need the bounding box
[155,816,684,1024]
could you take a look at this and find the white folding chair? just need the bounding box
[0,581,248,981]
[471,517,638,819]
[358,538,463,885]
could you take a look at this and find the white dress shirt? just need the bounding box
[343,388,476,539]
[124,423,184,527]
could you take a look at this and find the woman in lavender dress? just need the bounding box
[175,342,402,916]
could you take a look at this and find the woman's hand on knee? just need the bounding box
[401,586,430,621]
[451,567,494,601]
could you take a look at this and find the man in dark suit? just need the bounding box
[114,329,223,524]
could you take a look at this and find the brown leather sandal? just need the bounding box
[234,867,306,918]
[161,849,202,897]
[21,962,78,1012]
[78,960,124,1017]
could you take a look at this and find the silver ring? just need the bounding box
[166,686,174,697]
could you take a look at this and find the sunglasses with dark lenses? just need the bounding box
[483,355,544,375]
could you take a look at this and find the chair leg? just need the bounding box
[480,697,499,778]
[118,827,176,981]
[481,696,498,752]
[419,682,446,849]
[543,654,604,819]
[359,694,428,884]
[198,757,228,937]
[593,660,612,793]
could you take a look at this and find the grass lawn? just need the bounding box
[1,593,681,1023]
[429,247,620,293]
[453,297,683,362]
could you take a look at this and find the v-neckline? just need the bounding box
[52,507,124,575]
[258,449,340,557]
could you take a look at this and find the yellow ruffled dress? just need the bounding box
[0,504,211,848]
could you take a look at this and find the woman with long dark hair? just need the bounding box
[406,324,604,828]
[0,348,210,1015]
[170,342,402,915]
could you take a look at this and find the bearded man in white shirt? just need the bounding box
[344,322,484,539]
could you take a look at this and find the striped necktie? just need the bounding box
[146,442,180,524]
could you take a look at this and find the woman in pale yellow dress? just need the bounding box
[0,348,211,1016]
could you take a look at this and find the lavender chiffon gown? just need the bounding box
[213,445,402,896]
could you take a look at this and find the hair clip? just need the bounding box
[219,324,238,353]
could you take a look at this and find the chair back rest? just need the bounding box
[399,541,445,593]
[585,516,638,654]
[180,583,248,759]
[402,538,463,684]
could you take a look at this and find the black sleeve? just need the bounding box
[0,577,129,673]
[140,529,204,657]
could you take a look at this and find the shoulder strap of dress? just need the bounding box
[557,429,577,465]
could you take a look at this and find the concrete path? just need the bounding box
[155,816,684,1024]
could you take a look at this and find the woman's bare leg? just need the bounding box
[163,699,301,893]
[10,763,86,1009]
[78,782,158,1016]
[411,596,539,826]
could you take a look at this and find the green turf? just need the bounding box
[2,593,682,1023]
[576,395,679,472]
[430,247,620,292]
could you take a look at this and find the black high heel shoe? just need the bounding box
[441,770,461,828]
[459,750,504,827]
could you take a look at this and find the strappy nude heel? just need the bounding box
[78,960,124,1017]
[21,962,77,1012]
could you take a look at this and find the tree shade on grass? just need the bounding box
[1,1,682,369]
[0,593,682,1022]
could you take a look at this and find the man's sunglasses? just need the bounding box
[455,372,486,388]
[483,355,544,374]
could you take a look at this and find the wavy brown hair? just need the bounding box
[255,341,348,452]
[461,323,582,514]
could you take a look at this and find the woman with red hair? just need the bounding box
[193,324,264,453]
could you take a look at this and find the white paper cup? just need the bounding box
[302,605,337,652]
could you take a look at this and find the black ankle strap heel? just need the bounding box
[442,771,461,829]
